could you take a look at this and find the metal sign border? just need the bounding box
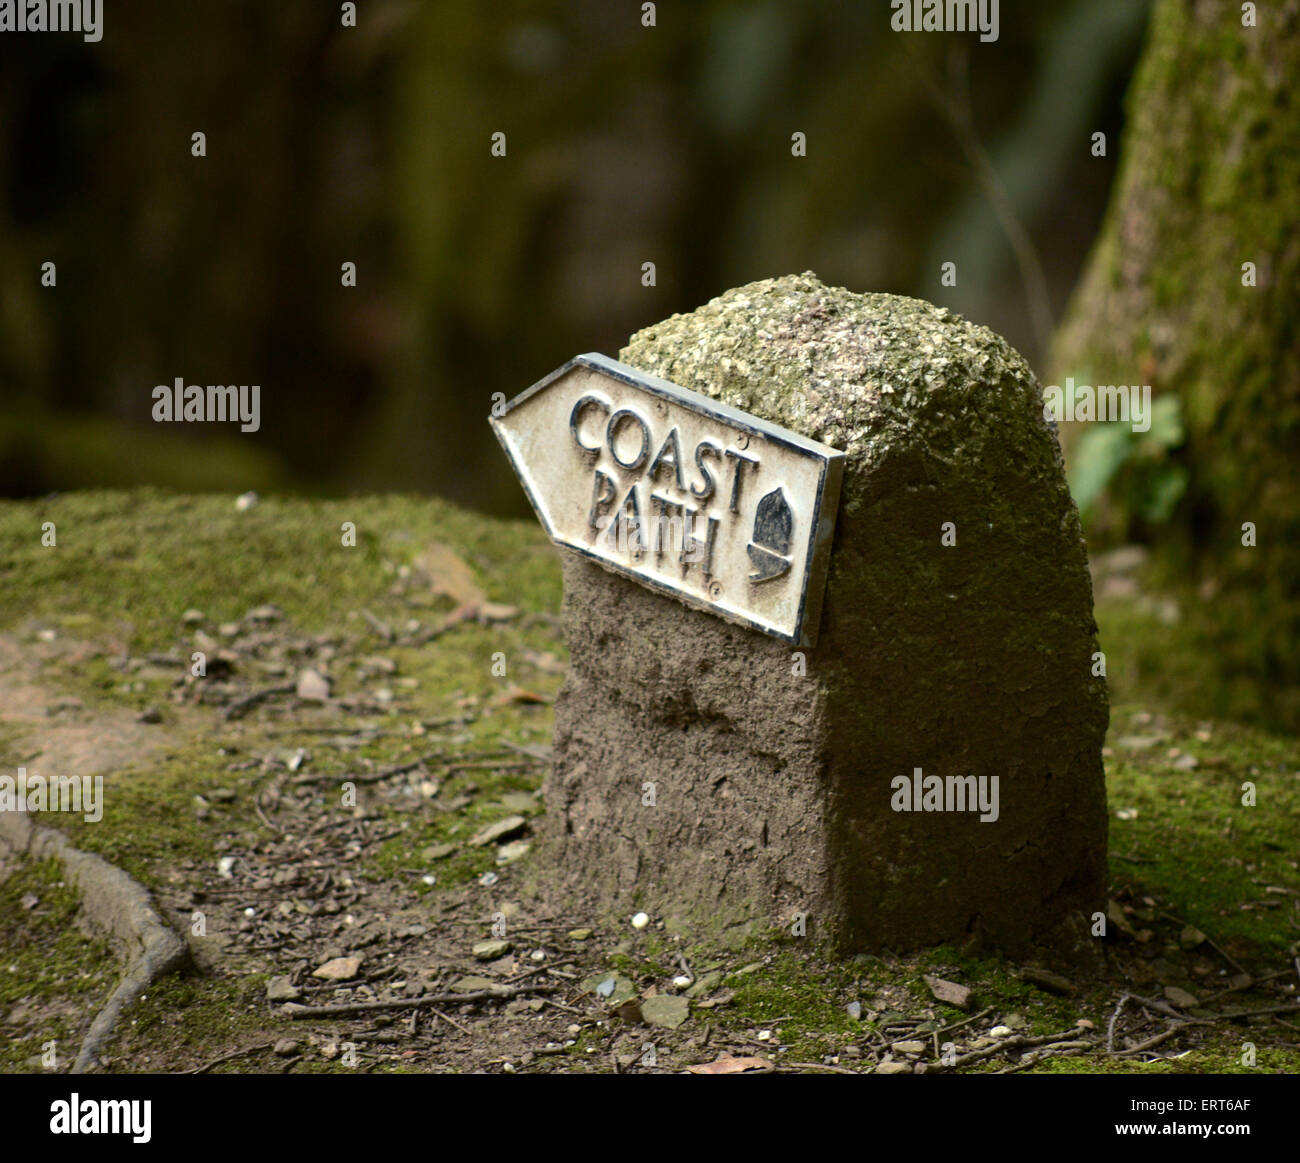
[490,353,844,647]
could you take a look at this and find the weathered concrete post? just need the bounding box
[494,272,1108,959]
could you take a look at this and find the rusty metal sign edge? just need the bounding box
[490,353,845,647]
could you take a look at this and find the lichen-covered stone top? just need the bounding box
[620,272,1040,464]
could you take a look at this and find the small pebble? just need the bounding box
[473,939,512,961]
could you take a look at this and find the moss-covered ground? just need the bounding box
[0,491,1295,1074]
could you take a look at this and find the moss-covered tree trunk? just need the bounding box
[1052,0,1300,729]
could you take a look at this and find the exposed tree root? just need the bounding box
[0,811,190,1072]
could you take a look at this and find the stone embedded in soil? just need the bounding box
[496,839,532,865]
[451,975,497,993]
[686,971,723,999]
[468,815,527,847]
[495,791,538,813]
[266,975,301,1002]
[1019,967,1076,996]
[296,668,331,701]
[473,939,513,961]
[641,995,690,1030]
[582,972,636,1005]
[542,272,1108,958]
[875,1062,913,1075]
[312,955,361,981]
[923,975,972,1010]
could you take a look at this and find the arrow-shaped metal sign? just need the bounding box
[490,353,844,646]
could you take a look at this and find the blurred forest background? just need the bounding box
[0,0,1150,510]
[2,0,1297,728]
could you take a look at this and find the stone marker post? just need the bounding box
[494,272,1108,959]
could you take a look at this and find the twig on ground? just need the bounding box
[996,1042,1092,1074]
[182,1043,274,1074]
[1110,1023,1187,1057]
[1199,969,1286,1005]
[942,1028,1089,1071]
[293,749,525,785]
[360,609,394,641]
[431,1007,473,1036]
[293,753,440,786]
[1158,910,1247,975]
[1131,994,1300,1024]
[223,683,295,721]
[505,959,576,984]
[503,740,553,762]
[933,1006,995,1038]
[445,760,545,772]
[282,983,560,1019]
[254,778,282,833]
[1106,993,1131,1052]
[1205,1002,1300,1021]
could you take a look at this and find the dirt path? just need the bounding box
[0,635,170,779]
